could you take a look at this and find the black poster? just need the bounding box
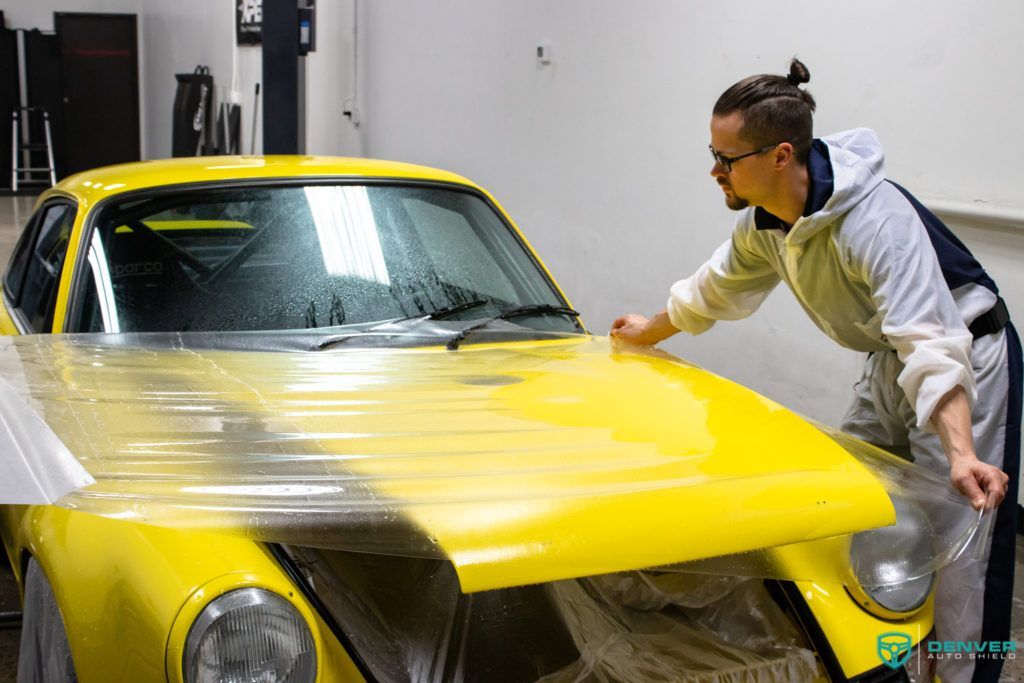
[236,0,262,45]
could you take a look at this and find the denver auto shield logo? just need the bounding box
[878,632,913,669]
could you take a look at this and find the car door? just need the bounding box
[1,199,78,334]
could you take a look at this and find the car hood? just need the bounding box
[0,333,895,592]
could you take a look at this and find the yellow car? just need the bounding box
[0,157,978,682]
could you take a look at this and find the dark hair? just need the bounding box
[713,58,816,164]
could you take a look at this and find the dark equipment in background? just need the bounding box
[262,0,315,154]
[0,15,18,190]
[298,4,316,56]
[262,0,299,154]
[217,101,242,155]
[23,30,64,180]
[3,27,64,190]
[172,68,245,156]
[9,108,56,191]
[250,83,260,154]
[172,66,214,157]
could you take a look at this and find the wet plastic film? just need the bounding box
[0,331,986,593]
[666,423,991,590]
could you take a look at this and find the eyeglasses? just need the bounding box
[708,142,782,173]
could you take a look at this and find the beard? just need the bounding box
[719,183,750,210]
[725,194,749,210]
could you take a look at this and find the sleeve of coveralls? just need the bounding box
[666,231,781,335]
[856,215,975,432]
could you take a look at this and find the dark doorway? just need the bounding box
[54,13,140,176]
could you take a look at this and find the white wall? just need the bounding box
[303,0,362,157]
[357,0,1024,427]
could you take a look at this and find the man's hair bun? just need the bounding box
[787,58,811,87]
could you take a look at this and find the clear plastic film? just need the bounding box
[285,546,819,683]
[0,373,94,503]
[0,330,990,592]
[664,423,992,591]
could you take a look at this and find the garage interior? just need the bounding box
[1,1,1023,681]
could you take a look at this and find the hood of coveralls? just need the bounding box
[785,128,887,245]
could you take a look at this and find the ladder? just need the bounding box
[10,107,56,192]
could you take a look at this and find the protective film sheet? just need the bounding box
[0,330,987,592]
[0,374,94,503]
[666,423,991,588]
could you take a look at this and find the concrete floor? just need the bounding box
[0,194,1020,680]
[0,194,33,255]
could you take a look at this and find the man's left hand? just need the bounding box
[949,457,1009,511]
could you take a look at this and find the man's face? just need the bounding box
[709,112,773,211]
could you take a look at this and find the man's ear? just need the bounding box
[774,142,795,169]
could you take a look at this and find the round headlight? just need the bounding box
[184,588,317,683]
[849,497,935,615]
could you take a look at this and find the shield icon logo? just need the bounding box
[877,632,914,669]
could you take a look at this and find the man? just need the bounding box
[610,59,1020,683]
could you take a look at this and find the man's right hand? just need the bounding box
[610,310,678,346]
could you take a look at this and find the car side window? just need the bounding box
[3,209,43,305]
[15,202,77,332]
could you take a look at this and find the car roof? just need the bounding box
[47,155,482,206]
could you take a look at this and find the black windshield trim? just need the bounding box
[317,299,495,350]
[446,305,580,351]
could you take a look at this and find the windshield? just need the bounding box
[70,183,576,336]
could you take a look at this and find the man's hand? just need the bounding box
[610,310,679,346]
[931,385,1008,511]
[949,456,1009,511]
[610,314,653,344]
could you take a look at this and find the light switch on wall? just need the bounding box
[536,42,552,65]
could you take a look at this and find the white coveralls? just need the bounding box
[666,128,1021,683]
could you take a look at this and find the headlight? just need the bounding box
[184,588,317,683]
[848,497,935,615]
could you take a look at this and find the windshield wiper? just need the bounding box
[420,299,491,321]
[446,304,579,351]
[316,299,491,350]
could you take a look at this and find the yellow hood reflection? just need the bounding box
[3,334,895,592]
